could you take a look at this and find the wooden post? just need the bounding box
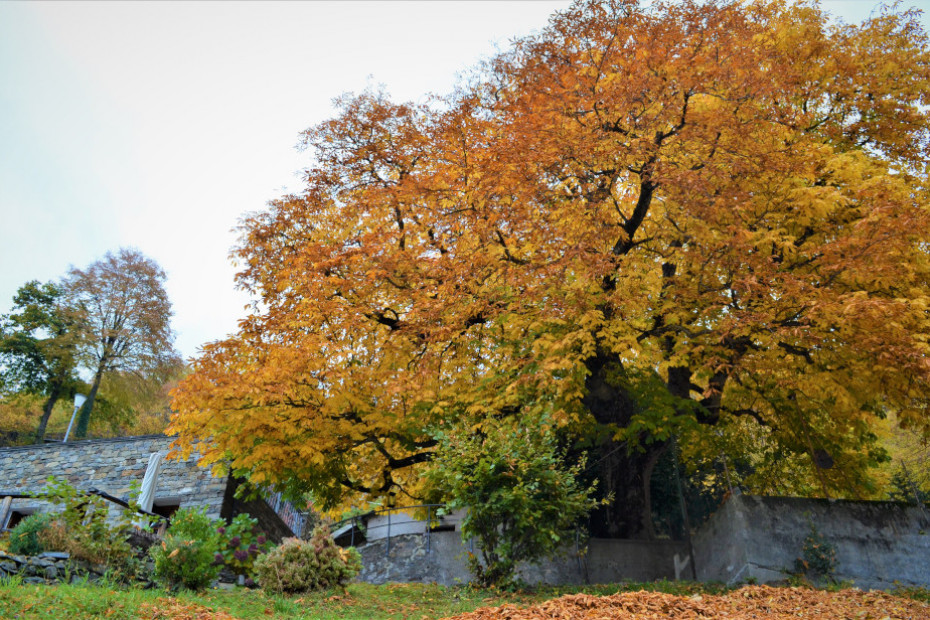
[0,496,13,530]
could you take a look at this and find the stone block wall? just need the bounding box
[0,549,139,587]
[0,435,229,523]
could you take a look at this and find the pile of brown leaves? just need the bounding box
[138,598,237,620]
[443,586,929,619]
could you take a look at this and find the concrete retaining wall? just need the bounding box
[355,494,930,589]
[356,531,688,586]
[693,493,930,589]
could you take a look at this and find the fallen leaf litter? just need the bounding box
[442,586,930,620]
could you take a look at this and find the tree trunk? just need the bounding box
[582,353,669,539]
[75,366,104,439]
[586,438,669,538]
[34,386,63,444]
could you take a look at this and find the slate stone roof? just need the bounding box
[0,434,227,520]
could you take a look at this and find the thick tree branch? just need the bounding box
[778,341,813,363]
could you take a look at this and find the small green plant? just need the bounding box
[0,572,22,586]
[216,513,270,578]
[253,526,361,594]
[8,513,52,555]
[793,519,837,580]
[149,507,222,591]
[892,584,930,603]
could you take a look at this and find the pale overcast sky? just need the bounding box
[0,1,922,360]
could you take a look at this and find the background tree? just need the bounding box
[0,281,80,443]
[93,359,187,436]
[171,0,930,536]
[67,248,180,439]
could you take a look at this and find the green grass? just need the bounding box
[0,578,927,619]
[0,578,730,619]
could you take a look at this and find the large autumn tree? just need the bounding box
[172,0,930,537]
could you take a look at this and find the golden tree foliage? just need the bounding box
[171,0,930,529]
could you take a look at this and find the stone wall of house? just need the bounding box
[0,435,229,522]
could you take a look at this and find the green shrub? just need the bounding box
[426,418,599,588]
[8,513,52,555]
[149,507,222,591]
[253,527,361,594]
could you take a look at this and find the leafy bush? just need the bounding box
[216,513,270,577]
[163,506,221,545]
[34,477,135,572]
[253,527,361,594]
[149,507,221,591]
[8,513,52,555]
[426,419,599,588]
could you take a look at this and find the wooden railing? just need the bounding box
[263,490,308,538]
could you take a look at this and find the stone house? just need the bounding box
[0,434,304,541]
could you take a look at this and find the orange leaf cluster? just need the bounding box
[443,586,929,620]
